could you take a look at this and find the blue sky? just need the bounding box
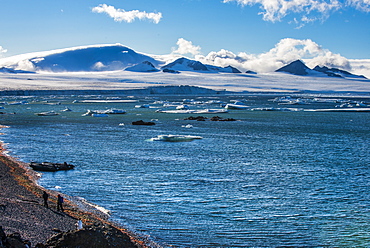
[0,0,369,59]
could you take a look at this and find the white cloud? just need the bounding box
[0,46,7,57]
[348,59,370,78]
[92,4,162,24]
[223,0,341,23]
[172,38,202,56]
[347,0,370,12]
[195,38,351,73]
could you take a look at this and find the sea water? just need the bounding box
[1,94,369,247]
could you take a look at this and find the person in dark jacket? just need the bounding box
[42,191,49,208]
[57,194,64,212]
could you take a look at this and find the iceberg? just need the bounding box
[150,135,203,142]
[35,111,59,116]
[224,101,249,109]
[156,109,228,114]
[82,108,126,116]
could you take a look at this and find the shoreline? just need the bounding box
[0,141,157,247]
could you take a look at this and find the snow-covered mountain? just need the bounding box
[275,60,311,75]
[0,44,367,81]
[124,61,159,72]
[313,65,367,79]
[276,60,367,79]
[0,44,160,72]
[161,57,241,73]
[0,67,35,74]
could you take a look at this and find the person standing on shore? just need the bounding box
[42,191,49,208]
[57,194,64,212]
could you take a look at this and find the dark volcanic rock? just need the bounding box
[45,224,139,248]
[184,116,237,121]
[210,116,237,121]
[275,60,311,75]
[0,226,31,248]
[132,120,156,126]
[184,116,208,121]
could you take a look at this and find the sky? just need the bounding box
[0,0,369,63]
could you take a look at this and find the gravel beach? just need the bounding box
[0,144,148,247]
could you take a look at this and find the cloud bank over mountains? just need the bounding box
[176,38,353,73]
[0,38,368,78]
[92,4,162,24]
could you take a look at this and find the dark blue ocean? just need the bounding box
[1,94,369,247]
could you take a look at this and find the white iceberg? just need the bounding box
[156,109,227,114]
[224,101,249,109]
[35,111,59,116]
[82,108,126,116]
[150,134,203,142]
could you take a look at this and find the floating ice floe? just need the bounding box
[176,104,190,110]
[8,101,28,105]
[150,134,203,142]
[224,101,249,109]
[82,108,126,116]
[305,108,370,112]
[156,108,227,114]
[62,107,72,112]
[182,124,194,128]
[251,107,303,111]
[135,104,150,108]
[36,111,59,116]
[92,113,109,117]
[79,100,138,103]
[278,99,309,105]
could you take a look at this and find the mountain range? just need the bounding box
[276,60,367,79]
[0,44,366,79]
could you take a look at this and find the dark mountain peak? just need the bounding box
[124,60,159,72]
[313,65,367,79]
[313,65,329,72]
[162,58,243,73]
[276,60,311,75]
[162,57,209,71]
[142,61,156,67]
[245,70,257,74]
[223,65,241,73]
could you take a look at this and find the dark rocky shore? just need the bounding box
[0,145,151,248]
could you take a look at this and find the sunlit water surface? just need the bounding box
[1,94,369,247]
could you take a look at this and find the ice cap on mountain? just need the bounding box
[0,44,161,72]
